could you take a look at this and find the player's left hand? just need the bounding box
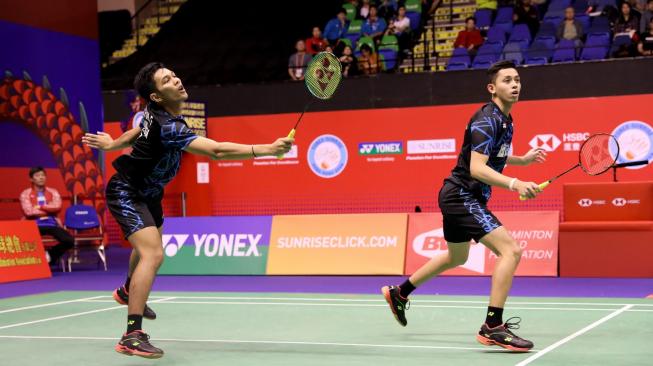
[82,132,114,151]
[269,137,294,155]
[522,148,546,165]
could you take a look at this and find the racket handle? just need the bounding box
[277,129,296,159]
[519,181,550,201]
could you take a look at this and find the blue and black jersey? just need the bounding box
[112,102,198,198]
[445,101,514,204]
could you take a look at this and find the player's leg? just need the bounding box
[115,226,165,359]
[476,226,533,351]
[382,241,470,327]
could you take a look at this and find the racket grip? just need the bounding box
[519,181,550,201]
[277,129,296,159]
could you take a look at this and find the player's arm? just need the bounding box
[184,136,294,160]
[82,127,142,151]
[470,152,540,198]
[507,148,547,166]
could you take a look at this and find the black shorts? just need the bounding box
[438,181,502,243]
[106,175,164,239]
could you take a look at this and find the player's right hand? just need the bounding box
[515,180,540,199]
[82,132,114,151]
[270,137,294,155]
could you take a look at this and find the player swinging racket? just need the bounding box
[382,61,546,352]
[83,62,293,359]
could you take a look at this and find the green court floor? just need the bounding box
[0,291,651,365]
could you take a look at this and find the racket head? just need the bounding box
[578,133,619,176]
[304,52,342,100]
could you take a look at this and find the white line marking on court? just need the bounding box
[514,304,634,366]
[80,299,643,312]
[0,334,533,352]
[0,295,105,315]
[0,297,176,331]
[125,296,653,307]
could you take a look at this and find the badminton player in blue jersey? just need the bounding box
[83,62,293,358]
[382,61,546,352]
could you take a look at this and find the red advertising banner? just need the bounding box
[0,220,51,283]
[207,94,653,216]
[404,212,559,276]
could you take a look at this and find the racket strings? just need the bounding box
[579,134,618,175]
[305,52,342,100]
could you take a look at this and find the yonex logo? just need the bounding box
[529,134,561,152]
[578,199,592,207]
[612,198,626,206]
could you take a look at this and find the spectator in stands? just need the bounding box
[378,0,398,20]
[637,17,653,54]
[288,40,312,81]
[357,44,380,75]
[627,0,644,19]
[362,5,388,44]
[339,45,358,77]
[306,27,328,55]
[614,2,641,35]
[359,0,372,19]
[454,17,484,57]
[514,0,540,37]
[20,167,74,266]
[613,2,640,57]
[324,9,350,45]
[386,6,412,52]
[641,0,653,33]
[557,7,584,56]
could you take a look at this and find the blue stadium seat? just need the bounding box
[548,0,572,11]
[509,24,532,44]
[475,9,493,29]
[580,34,610,60]
[525,37,555,64]
[536,22,557,38]
[472,59,494,69]
[502,42,525,65]
[575,14,590,35]
[487,26,507,44]
[573,0,589,14]
[452,47,469,57]
[493,7,514,34]
[552,39,577,62]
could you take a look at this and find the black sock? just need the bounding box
[485,306,504,328]
[124,276,131,292]
[127,314,143,334]
[399,279,416,298]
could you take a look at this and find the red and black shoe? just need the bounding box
[113,286,157,320]
[476,317,534,352]
[115,330,164,359]
[381,285,410,327]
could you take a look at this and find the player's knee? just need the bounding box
[510,242,523,262]
[449,251,469,266]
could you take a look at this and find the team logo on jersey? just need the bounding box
[307,134,348,178]
[611,121,653,169]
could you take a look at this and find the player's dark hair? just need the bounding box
[487,60,517,84]
[134,62,165,101]
[29,166,45,178]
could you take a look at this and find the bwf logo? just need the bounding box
[529,134,561,152]
[578,199,592,207]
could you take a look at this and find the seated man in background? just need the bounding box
[454,17,484,58]
[20,166,74,265]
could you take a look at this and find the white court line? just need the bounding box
[0,334,532,352]
[0,295,105,315]
[0,297,176,331]
[133,296,653,307]
[514,304,634,366]
[81,300,644,312]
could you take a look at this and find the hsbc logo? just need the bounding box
[529,134,561,152]
[611,198,640,207]
[578,199,592,207]
[612,198,626,207]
